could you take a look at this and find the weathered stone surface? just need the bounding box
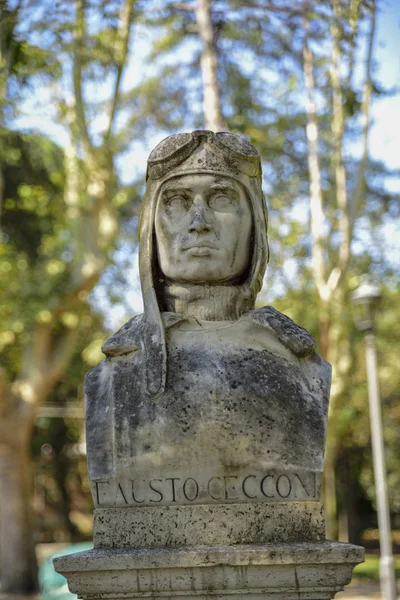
[93,502,325,548]
[54,131,363,599]
[54,541,364,600]
[86,309,330,508]
[85,131,331,514]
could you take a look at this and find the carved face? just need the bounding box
[154,174,252,284]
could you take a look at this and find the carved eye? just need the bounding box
[209,194,233,210]
[164,194,189,210]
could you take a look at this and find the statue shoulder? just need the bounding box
[248,306,317,358]
[99,312,184,359]
[101,314,144,357]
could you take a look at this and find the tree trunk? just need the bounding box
[323,444,338,540]
[195,0,226,131]
[0,164,4,224]
[0,0,132,592]
[0,424,38,592]
[0,327,78,592]
[323,284,353,539]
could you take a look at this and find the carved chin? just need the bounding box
[160,258,250,285]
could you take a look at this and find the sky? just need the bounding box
[367,0,400,176]
[14,0,400,328]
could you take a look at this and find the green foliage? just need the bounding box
[1,131,65,259]
[0,132,65,369]
[0,129,109,541]
[12,41,61,82]
[120,65,190,140]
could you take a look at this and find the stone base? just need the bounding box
[94,502,325,547]
[54,541,364,600]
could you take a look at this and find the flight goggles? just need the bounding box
[146,130,261,180]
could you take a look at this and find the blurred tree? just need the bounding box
[1,130,71,592]
[229,0,399,541]
[31,309,105,545]
[0,0,137,592]
[0,0,398,593]
[140,0,399,541]
[195,0,226,130]
[0,0,60,217]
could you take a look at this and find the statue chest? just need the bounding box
[117,332,325,455]
[85,323,330,507]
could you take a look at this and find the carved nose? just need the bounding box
[188,204,211,233]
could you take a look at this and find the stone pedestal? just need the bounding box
[93,502,325,547]
[54,541,364,600]
[54,502,364,599]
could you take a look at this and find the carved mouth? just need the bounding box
[183,242,218,251]
[185,247,215,257]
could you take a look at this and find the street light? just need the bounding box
[351,275,397,600]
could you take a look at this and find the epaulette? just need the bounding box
[101,315,143,357]
[100,312,185,358]
[249,306,316,357]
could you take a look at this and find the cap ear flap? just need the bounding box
[139,182,168,399]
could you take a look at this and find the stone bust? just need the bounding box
[55,131,363,600]
[85,131,331,510]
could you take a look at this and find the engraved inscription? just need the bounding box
[92,470,319,507]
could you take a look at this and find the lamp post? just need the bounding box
[351,275,397,600]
